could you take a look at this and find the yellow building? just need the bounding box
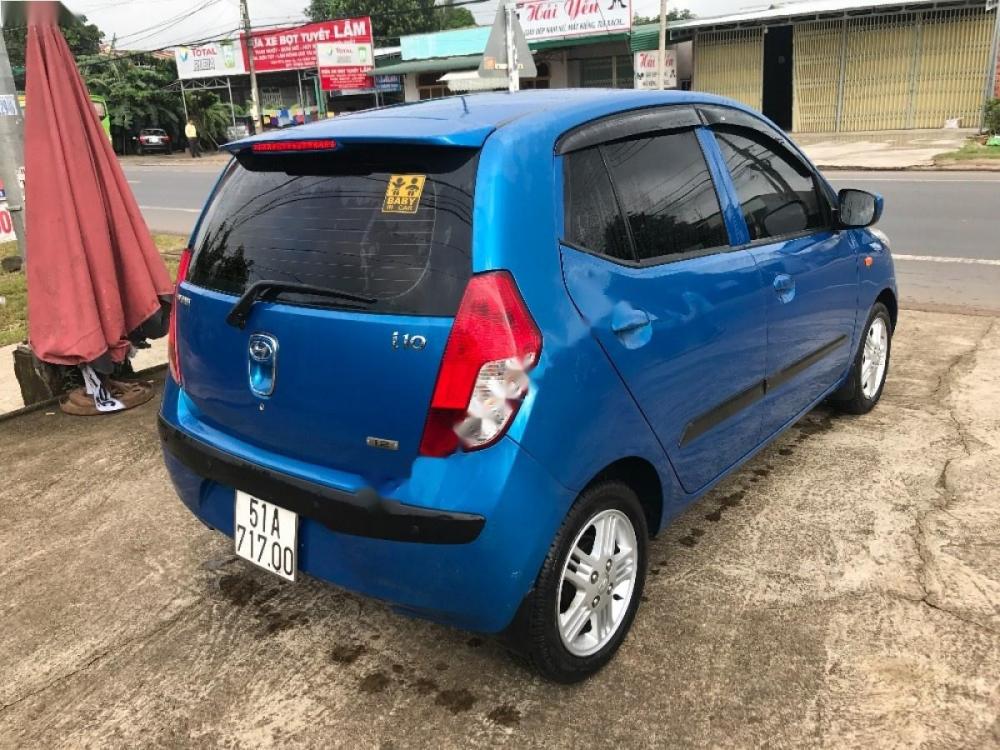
[636,0,1000,132]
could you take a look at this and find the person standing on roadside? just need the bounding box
[185,119,201,158]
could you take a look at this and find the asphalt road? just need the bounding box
[124,161,1000,313]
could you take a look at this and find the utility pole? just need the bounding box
[657,0,668,90]
[0,26,27,259]
[240,0,263,132]
[504,2,519,93]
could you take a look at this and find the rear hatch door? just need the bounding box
[176,143,478,482]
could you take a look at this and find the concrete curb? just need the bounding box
[0,363,167,425]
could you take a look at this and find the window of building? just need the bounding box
[417,72,449,100]
[602,131,729,261]
[579,55,634,89]
[521,61,551,89]
[564,147,633,262]
[714,130,826,241]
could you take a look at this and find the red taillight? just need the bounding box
[419,271,542,457]
[168,248,193,385]
[251,139,337,153]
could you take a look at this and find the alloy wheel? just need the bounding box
[556,508,638,657]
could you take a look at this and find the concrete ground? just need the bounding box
[0,309,997,748]
[0,338,167,415]
[796,129,976,169]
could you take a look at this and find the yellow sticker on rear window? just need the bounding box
[383,174,426,214]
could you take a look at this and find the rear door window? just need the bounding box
[188,145,478,316]
[601,130,729,261]
[563,147,634,262]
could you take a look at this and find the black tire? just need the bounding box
[829,302,892,415]
[505,480,648,683]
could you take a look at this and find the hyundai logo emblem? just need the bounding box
[249,337,274,362]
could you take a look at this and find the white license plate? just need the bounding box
[234,491,298,581]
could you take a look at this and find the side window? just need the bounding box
[601,130,729,261]
[564,148,634,262]
[714,130,826,241]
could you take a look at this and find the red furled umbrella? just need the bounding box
[24,1,173,370]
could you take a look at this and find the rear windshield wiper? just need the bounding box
[226,280,377,329]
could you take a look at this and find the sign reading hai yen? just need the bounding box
[634,49,677,90]
[517,0,632,41]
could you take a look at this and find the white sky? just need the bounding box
[59,0,746,51]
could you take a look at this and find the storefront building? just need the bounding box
[655,0,999,132]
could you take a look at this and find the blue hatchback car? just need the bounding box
[160,90,896,682]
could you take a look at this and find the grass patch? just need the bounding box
[0,232,186,348]
[934,140,1000,162]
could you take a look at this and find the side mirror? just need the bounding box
[837,188,883,228]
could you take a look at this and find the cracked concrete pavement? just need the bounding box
[0,309,997,748]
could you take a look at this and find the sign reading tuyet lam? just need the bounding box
[317,21,374,92]
[174,40,246,80]
[517,0,631,41]
[244,18,371,73]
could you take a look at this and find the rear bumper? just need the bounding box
[159,416,485,544]
[158,383,574,633]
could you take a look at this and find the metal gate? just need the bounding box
[692,28,764,111]
[793,7,995,132]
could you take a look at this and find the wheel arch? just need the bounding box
[876,287,898,330]
[585,457,664,538]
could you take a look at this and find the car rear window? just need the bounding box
[188,145,478,316]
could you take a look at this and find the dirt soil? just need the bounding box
[0,310,997,748]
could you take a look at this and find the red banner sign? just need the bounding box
[242,17,372,73]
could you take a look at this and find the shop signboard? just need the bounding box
[517,0,631,41]
[634,49,677,90]
[246,18,371,73]
[174,40,246,80]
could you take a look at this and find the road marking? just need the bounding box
[127,180,141,184]
[893,253,1000,267]
[836,178,1000,183]
[139,205,200,213]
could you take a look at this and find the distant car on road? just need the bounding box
[134,128,171,155]
[159,90,897,682]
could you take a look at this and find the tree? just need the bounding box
[79,53,183,153]
[305,0,474,42]
[2,15,103,88]
[633,9,696,25]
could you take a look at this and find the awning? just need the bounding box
[374,54,482,75]
[438,70,506,92]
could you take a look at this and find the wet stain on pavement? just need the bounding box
[778,447,794,456]
[330,642,368,664]
[217,574,261,606]
[679,527,706,547]
[487,703,521,728]
[261,611,308,635]
[705,508,723,522]
[466,637,484,648]
[435,688,477,714]
[413,677,438,695]
[359,671,391,694]
[433,661,449,672]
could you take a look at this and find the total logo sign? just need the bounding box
[174,40,246,80]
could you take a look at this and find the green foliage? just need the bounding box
[185,91,238,148]
[633,9,696,25]
[984,98,1000,135]
[305,0,475,42]
[80,54,183,150]
[2,15,103,87]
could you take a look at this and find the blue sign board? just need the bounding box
[374,74,402,92]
